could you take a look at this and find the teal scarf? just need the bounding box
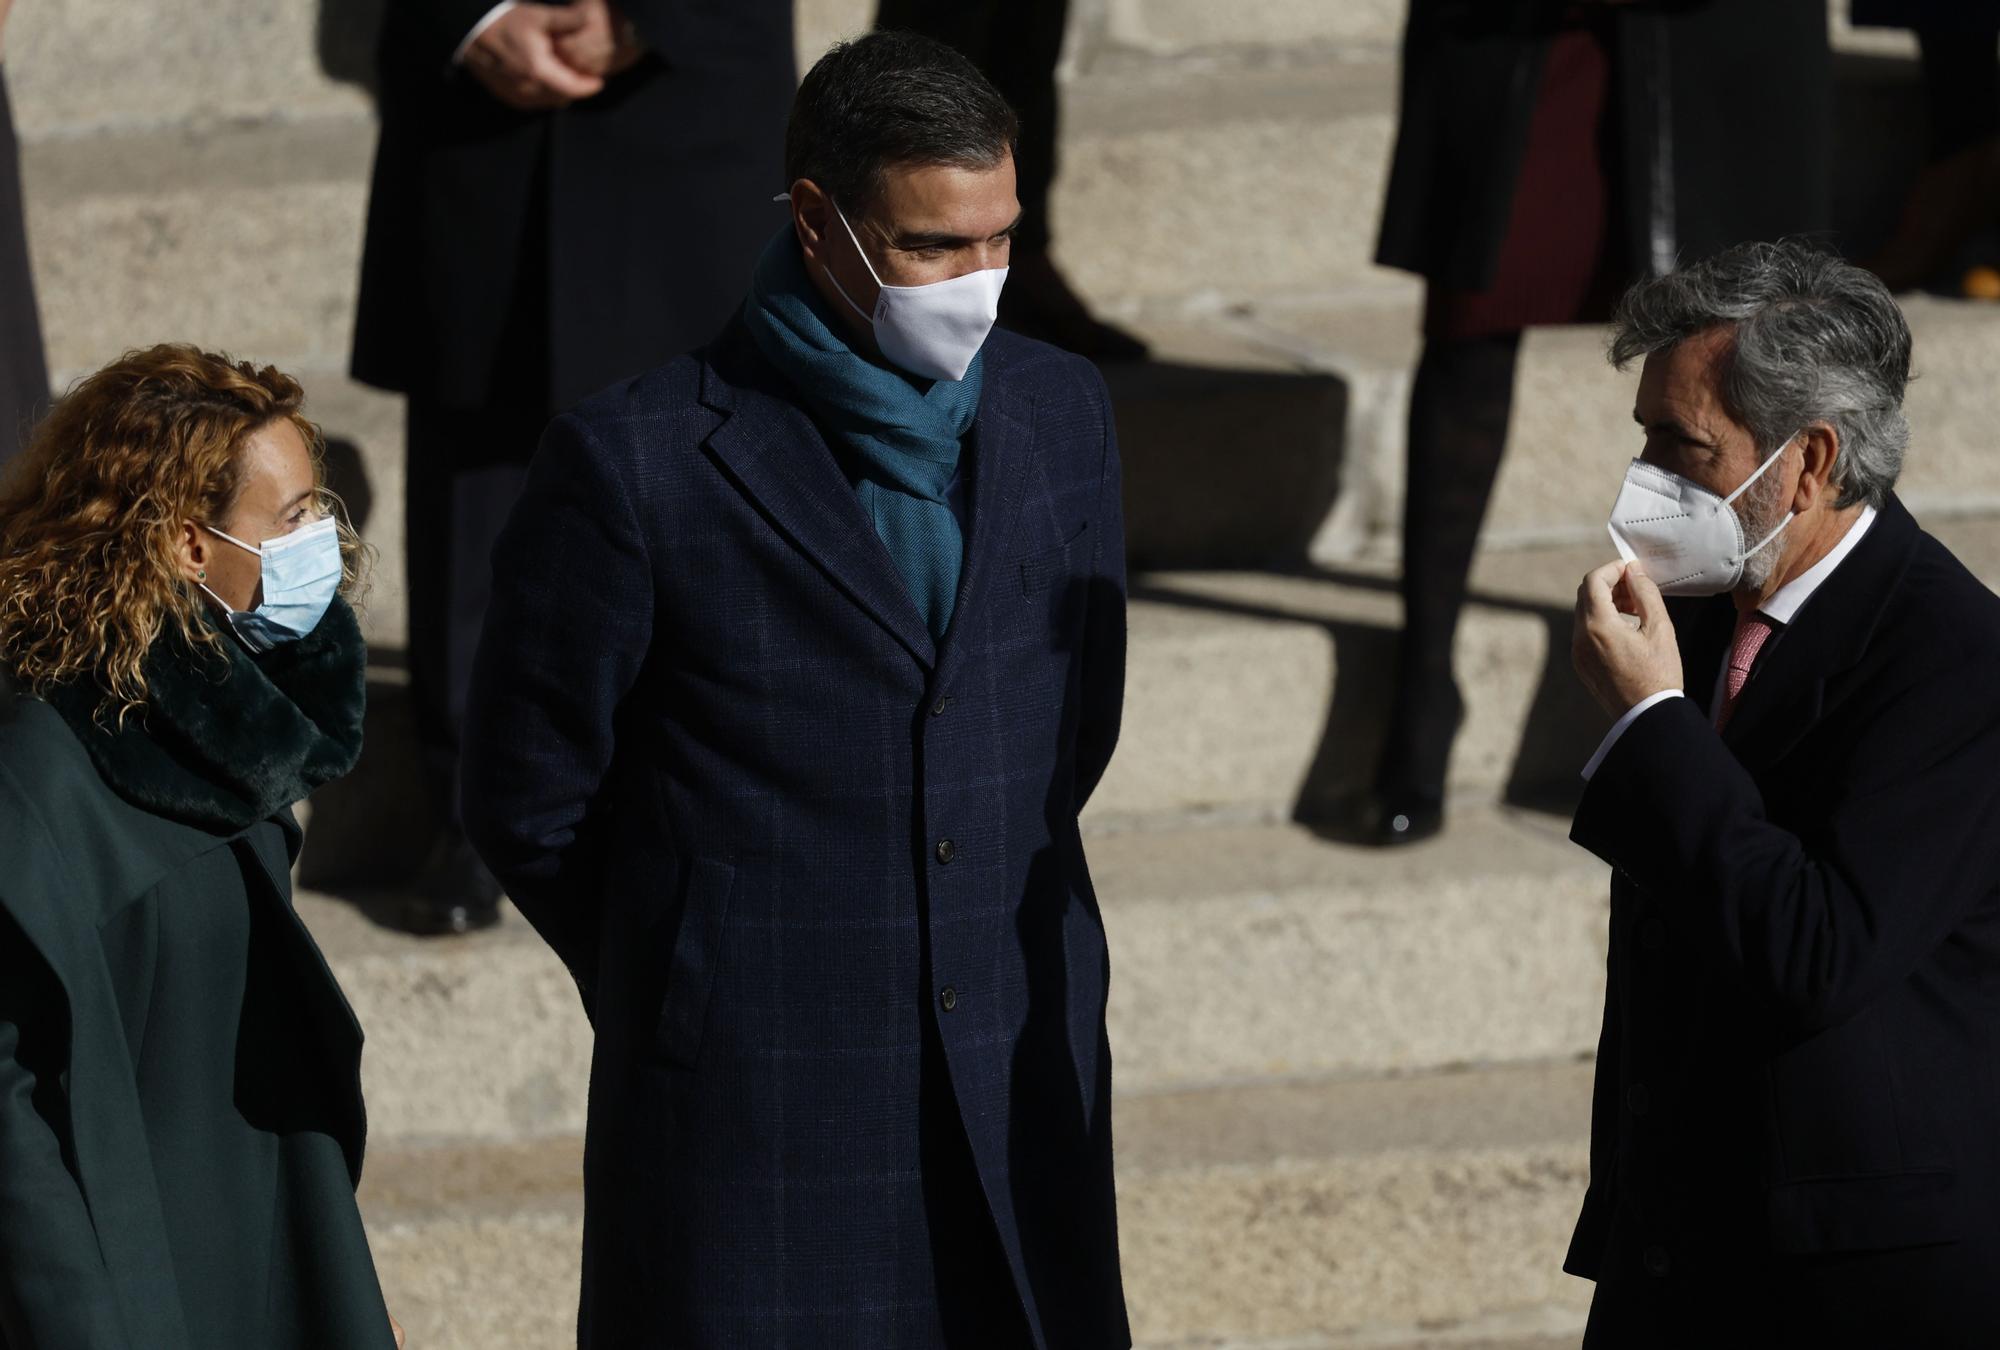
[741,227,982,638]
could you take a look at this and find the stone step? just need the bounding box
[2,0,1398,142]
[14,51,1406,385]
[301,508,2000,903]
[357,1061,1594,1349]
[5,0,1901,143]
[300,804,1608,1141]
[16,25,1935,384]
[1180,292,2000,564]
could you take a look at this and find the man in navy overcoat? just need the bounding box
[463,32,1130,1349]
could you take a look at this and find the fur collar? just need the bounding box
[49,598,366,835]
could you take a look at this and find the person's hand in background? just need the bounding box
[464,4,606,111]
[554,0,647,80]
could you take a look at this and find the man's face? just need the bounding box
[807,153,1020,345]
[1632,325,1795,587]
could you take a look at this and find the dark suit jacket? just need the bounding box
[351,0,794,412]
[461,322,1131,1348]
[1565,496,2000,1345]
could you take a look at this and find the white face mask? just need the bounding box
[1605,431,1800,595]
[823,200,1007,382]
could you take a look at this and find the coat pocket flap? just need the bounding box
[655,856,736,1068]
[1766,1168,1962,1255]
[1019,522,1089,596]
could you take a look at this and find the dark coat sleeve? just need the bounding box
[1571,669,2000,1036]
[0,904,131,1347]
[1074,366,1126,810]
[461,412,654,998]
[416,0,518,68]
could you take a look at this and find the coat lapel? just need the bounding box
[934,368,1035,690]
[1721,497,1922,767]
[699,329,937,669]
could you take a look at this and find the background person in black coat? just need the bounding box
[1366,0,1831,844]
[1567,241,2000,1346]
[350,0,794,932]
[461,33,1129,1347]
[0,0,48,467]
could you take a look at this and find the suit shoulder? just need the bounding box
[1891,529,2000,673]
[566,354,709,434]
[549,356,719,476]
[986,330,1111,408]
[0,695,109,886]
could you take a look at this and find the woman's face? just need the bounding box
[182,419,320,613]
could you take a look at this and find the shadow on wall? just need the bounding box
[316,0,389,97]
[300,435,441,894]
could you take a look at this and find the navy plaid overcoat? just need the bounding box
[462,319,1131,1348]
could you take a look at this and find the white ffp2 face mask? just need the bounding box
[1605,431,1800,595]
[823,201,1007,382]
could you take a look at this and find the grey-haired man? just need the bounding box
[1567,240,2000,1346]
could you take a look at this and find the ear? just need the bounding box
[1793,422,1840,514]
[178,521,211,585]
[791,179,833,268]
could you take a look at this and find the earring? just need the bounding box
[197,569,207,582]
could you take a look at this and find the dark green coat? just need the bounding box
[0,601,393,1349]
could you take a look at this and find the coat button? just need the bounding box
[931,694,951,717]
[935,839,956,865]
[1626,1083,1651,1117]
[1640,917,1667,951]
[940,986,959,1012]
[1643,1245,1671,1277]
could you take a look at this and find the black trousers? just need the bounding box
[403,397,542,830]
[0,66,48,468]
[874,0,1068,256]
[1376,332,1523,802]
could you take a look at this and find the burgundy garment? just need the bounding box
[1424,20,1622,341]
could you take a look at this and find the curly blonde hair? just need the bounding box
[0,344,367,720]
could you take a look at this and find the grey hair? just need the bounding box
[1608,240,1912,510]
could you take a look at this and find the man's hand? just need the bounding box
[391,1313,406,1348]
[1573,561,1684,719]
[464,4,606,111]
[554,0,648,79]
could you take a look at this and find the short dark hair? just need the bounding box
[786,31,1020,213]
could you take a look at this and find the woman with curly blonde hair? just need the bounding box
[0,344,404,1348]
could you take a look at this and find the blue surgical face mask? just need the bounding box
[198,514,343,652]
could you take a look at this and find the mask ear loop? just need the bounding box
[200,522,265,557]
[1724,430,1803,564]
[821,200,886,323]
[1721,430,1801,507]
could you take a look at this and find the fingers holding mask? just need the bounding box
[1573,561,1684,717]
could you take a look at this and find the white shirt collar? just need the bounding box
[1758,504,1878,626]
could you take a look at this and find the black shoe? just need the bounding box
[1366,792,1446,848]
[398,829,504,936]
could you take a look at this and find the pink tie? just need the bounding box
[1715,613,1776,731]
